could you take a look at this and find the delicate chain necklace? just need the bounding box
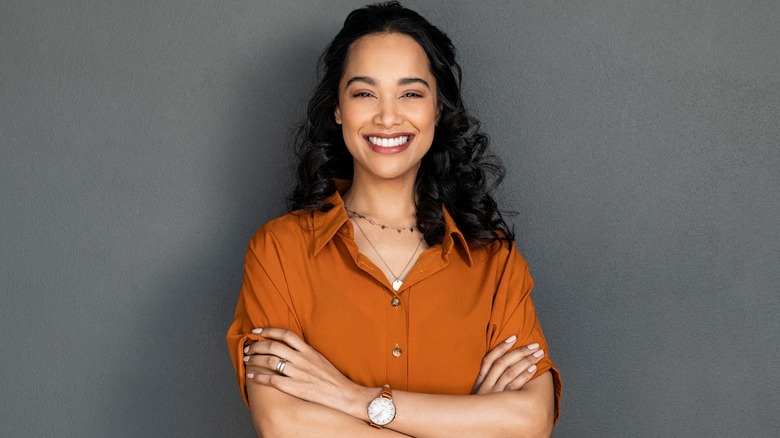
[344,206,416,233]
[350,214,423,292]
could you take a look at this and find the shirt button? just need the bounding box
[392,346,402,358]
[391,297,401,307]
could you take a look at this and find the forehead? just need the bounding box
[342,33,433,81]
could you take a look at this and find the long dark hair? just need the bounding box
[289,1,514,246]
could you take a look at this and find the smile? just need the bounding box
[367,136,410,147]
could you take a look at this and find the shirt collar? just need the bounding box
[309,182,352,258]
[441,203,473,266]
[309,180,473,266]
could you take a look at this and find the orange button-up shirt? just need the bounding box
[227,190,561,419]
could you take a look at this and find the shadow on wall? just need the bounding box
[98,31,326,435]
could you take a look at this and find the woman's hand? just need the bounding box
[243,327,375,418]
[471,335,545,394]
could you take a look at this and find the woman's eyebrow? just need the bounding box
[398,77,430,89]
[344,76,430,89]
[345,76,376,88]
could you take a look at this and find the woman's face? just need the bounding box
[335,32,439,185]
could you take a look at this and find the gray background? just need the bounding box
[1,0,778,436]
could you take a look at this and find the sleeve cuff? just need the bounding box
[233,333,265,408]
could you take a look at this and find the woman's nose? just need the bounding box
[374,98,401,127]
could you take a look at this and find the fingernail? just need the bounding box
[252,328,263,334]
[243,356,249,362]
[243,346,249,353]
[528,364,537,373]
[247,373,254,379]
[527,343,540,350]
[504,335,517,344]
[533,350,544,358]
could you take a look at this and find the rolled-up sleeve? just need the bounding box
[226,228,303,407]
[487,244,562,423]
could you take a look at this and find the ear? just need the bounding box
[435,103,442,124]
[334,106,342,125]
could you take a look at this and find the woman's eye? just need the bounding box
[353,91,373,98]
[402,92,423,98]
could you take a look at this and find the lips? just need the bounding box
[364,134,414,154]
[368,135,410,147]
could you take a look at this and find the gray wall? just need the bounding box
[1,1,777,437]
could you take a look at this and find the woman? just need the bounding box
[227,2,561,436]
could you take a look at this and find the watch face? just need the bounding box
[368,397,396,426]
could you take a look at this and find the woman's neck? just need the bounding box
[342,175,417,226]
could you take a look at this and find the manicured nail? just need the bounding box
[252,328,263,334]
[528,365,537,373]
[504,335,517,344]
[533,350,544,358]
[527,343,540,350]
[247,373,255,379]
[243,346,249,353]
[243,355,249,362]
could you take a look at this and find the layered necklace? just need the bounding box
[344,207,416,233]
[346,207,422,292]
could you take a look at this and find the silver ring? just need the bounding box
[275,358,288,376]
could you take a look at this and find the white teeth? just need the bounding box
[368,136,409,147]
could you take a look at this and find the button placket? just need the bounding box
[386,291,407,387]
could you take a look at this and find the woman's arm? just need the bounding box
[247,369,552,438]
[246,328,555,438]
[246,377,411,437]
[374,373,554,438]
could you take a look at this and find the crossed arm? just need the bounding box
[243,328,555,438]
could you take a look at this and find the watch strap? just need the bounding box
[381,384,393,401]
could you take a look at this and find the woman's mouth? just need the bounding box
[366,135,413,154]
[368,135,409,147]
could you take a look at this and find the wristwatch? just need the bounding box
[367,384,396,428]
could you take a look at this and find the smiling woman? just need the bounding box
[226,2,561,437]
[335,33,439,186]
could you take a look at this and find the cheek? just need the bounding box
[411,110,438,132]
[338,104,370,128]
[409,103,438,124]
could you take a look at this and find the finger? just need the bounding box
[477,340,536,392]
[244,342,306,379]
[251,327,309,352]
[244,354,298,377]
[496,363,539,393]
[245,363,276,376]
[245,355,302,381]
[490,349,545,393]
[504,364,539,391]
[476,343,541,394]
[489,348,544,393]
[480,336,518,372]
[247,368,302,393]
[473,335,518,391]
[245,339,299,363]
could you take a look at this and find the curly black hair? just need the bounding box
[289,1,514,246]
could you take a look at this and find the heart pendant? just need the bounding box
[392,280,403,291]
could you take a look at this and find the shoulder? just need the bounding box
[247,210,313,254]
[247,206,346,257]
[256,210,310,237]
[471,238,529,271]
